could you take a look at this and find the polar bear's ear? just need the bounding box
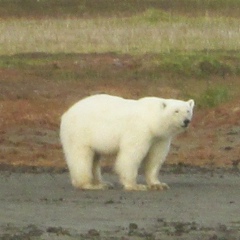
[162,102,167,109]
[188,99,195,108]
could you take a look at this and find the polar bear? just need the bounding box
[60,94,194,191]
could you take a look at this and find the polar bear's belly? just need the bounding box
[90,126,122,155]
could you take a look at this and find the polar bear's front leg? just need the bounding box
[115,157,148,191]
[144,139,171,190]
[115,137,151,191]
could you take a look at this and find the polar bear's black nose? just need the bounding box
[183,119,190,127]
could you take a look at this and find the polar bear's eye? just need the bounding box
[175,110,179,113]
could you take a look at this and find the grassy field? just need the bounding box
[1,0,240,57]
[0,0,240,107]
[1,1,240,55]
[1,15,240,55]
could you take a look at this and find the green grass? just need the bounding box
[0,1,240,55]
[0,16,240,55]
[196,86,230,108]
[1,51,239,78]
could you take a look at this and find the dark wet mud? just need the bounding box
[0,172,240,239]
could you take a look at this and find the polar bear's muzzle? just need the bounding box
[182,119,191,128]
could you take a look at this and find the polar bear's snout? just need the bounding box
[183,119,191,128]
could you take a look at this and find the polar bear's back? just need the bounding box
[61,94,165,133]
[63,94,136,121]
[76,94,132,111]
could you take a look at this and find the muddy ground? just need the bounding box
[1,172,240,239]
[0,53,240,239]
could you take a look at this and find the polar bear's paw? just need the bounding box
[124,184,148,191]
[149,183,170,191]
[99,181,114,190]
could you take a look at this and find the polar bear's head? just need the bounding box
[161,99,195,136]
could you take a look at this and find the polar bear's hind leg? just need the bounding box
[92,155,113,189]
[64,146,105,190]
[68,147,93,189]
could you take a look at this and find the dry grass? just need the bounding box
[1,12,240,55]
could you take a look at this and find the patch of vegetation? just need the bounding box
[0,53,53,68]
[134,8,178,24]
[141,51,240,79]
[1,16,239,55]
[0,51,239,78]
[196,86,230,108]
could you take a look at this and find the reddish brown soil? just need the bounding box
[0,54,239,171]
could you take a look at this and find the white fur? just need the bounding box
[60,94,194,191]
